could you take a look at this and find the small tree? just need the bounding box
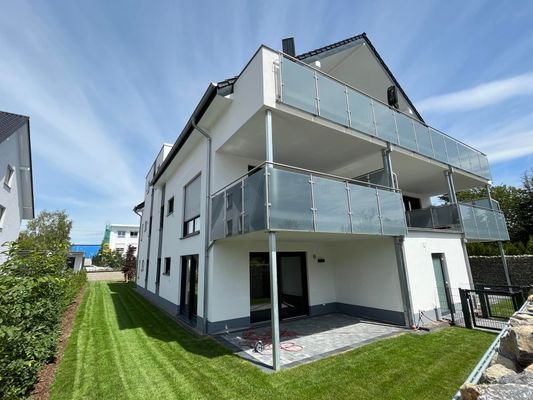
[122,245,137,282]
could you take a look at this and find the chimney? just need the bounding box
[282,37,296,57]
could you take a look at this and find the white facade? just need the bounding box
[0,113,34,264]
[134,34,507,338]
[107,224,139,256]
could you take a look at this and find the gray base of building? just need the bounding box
[135,284,406,335]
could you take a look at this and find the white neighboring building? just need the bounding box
[105,224,139,256]
[0,111,34,264]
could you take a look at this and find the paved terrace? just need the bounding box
[219,313,406,370]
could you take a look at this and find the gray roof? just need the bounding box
[0,111,29,144]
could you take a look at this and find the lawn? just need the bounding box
[50,282,495,400]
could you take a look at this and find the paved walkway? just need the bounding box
[220,313,405,369]
[86,271,124,282]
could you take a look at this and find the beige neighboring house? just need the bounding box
[0,111,34,264]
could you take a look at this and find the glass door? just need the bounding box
[180,255,198,321]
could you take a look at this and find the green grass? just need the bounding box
[489,298,515,319]
[50,282,495,400]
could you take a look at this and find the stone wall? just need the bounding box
[469,256,533,286]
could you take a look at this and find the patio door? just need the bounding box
[180,255,198,321]
[432,253,453,317]
[249,252,309,323]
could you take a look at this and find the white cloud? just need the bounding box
[418,72,533,113]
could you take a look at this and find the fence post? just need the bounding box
[459,289,473,329]
[479,291,490,319]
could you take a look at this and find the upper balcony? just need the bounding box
[277,55,491,181]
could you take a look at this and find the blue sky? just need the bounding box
[1,1,532,243]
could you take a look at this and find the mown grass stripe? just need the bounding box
[50,283,496,400]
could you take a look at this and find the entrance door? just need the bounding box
[432,254,453,316]
[180,255,198,321]
[249,252,309,323]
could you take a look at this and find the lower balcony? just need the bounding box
[405,199,510,242]
[210,163,407,240]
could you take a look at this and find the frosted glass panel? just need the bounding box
[313,176,350,233]
[317,76,349,126]
[474,208,490,240]
[460,205,478,239]
[396,113,418,152]
[225,184,242,237]
[211,193,225,240]
[444,137,460,166]
[430,129,448,163]
[378,190,407,235]
[414,122,433,158]
[373,102,398,144]
[349,184,381,234]
[269,168,313,230]
[244,169,266,233]
[347,90,375,135]
[281,58,317,115]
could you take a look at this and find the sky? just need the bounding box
[1,0,532,243]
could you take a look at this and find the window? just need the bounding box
[141,260,144,272]
[116,247,124,253]
[117,230,126,238]
[131,246,137,252]
[144,221,148,232]
[183,175,201,237]
[130,231,138,238]
[164,257,171,275]
[4,165,15,188]
[0,205,5,228]
[167,196,175,215]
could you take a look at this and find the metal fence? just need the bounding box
[457,286,529,331]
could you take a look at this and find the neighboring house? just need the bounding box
[103,224,139,256]
[0,111,34,264]
[70,244,101,266]
[67,251,84,272]
[134,33,510,369]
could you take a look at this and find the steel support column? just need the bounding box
[265,109,281,371]
[382,146,395,189]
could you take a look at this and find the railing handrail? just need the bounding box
[458,200,504,213]
[211,161,400,198]
[279,52,488,158]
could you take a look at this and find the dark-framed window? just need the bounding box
[183,175,201,237]
[167,196,174,215]
[164,257,171,275]
[130,231,138,238]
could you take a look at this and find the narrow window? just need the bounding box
[183,175,201,237]
[164,257,171,275]
[0,204,5,227]
[167,196,175,215]
[4,165,15,188]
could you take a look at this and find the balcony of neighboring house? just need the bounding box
[405,198,509,242]
[210,162,406,241]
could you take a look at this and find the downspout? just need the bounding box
[192,120,212,335]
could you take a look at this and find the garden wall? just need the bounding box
[470,255,533,286]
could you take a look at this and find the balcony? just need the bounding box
[277,55,491,180]
[405,198,509,242]
[210,163,407,240]
[406,204,461,231]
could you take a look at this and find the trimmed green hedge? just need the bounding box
[0,271,86,399]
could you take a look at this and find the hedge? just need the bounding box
[0,271,86,399]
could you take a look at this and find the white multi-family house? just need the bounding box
[134,34,510,370]
[104,224,139,256]
[0,111,34,263]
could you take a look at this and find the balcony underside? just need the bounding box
[217,108,488,198]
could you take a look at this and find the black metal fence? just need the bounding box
[457,286,531,331]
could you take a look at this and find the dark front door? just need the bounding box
[249,252,309,323]
[180,255,198,321]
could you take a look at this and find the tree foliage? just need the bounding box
[92,244,125,270]
[122,245,137,282]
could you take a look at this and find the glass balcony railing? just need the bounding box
[210,163,407,240]
[459,199,510,241]
[405,204,461,231]
[278,55,491,180]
